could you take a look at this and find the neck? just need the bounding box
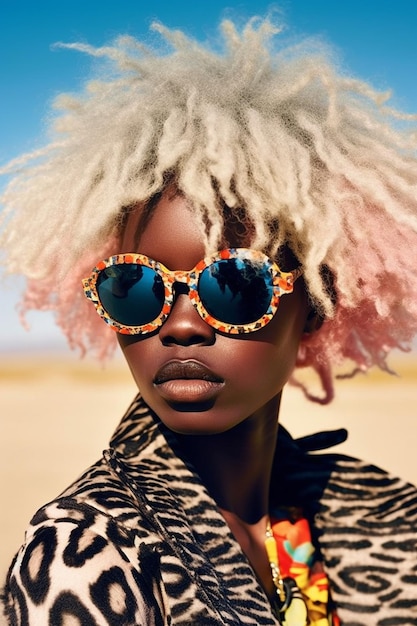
[176,393,282,523]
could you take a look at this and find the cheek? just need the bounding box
[228,325,301,399]
[117,334,159,390]
[240,293,309,389]
[221,302,307,404]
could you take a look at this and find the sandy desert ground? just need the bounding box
[0,351,416,582]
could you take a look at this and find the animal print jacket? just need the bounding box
[2,394,417,625]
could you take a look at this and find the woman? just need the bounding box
[1,18,417,625]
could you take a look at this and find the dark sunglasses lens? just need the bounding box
[199,258,273,325]
[96,264,165,327]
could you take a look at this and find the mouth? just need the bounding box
[153,360,224,404]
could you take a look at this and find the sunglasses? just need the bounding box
[82,248,303,336]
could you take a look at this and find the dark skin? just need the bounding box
[117,189,317,600]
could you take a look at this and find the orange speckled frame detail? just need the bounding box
[82,248,302,335]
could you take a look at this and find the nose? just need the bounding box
[158,285,215,347]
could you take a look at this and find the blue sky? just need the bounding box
[1,0,417,352]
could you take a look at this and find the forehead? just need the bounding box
[120,188,255,264]
[121,192,202,263]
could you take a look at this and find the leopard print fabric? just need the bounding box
[2,394,417,625]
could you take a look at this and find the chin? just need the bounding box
[159,408,234,437]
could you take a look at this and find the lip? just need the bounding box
[154,360,224,404]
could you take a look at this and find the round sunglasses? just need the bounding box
[82,248,303,335]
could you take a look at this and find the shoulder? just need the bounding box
[274,428,417,621]
[2,458,163,626]
[317,456,417,622]
[317,454,417,528]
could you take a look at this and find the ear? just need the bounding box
[303,307,324,334]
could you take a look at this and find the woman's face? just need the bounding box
[117,189,310,435]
